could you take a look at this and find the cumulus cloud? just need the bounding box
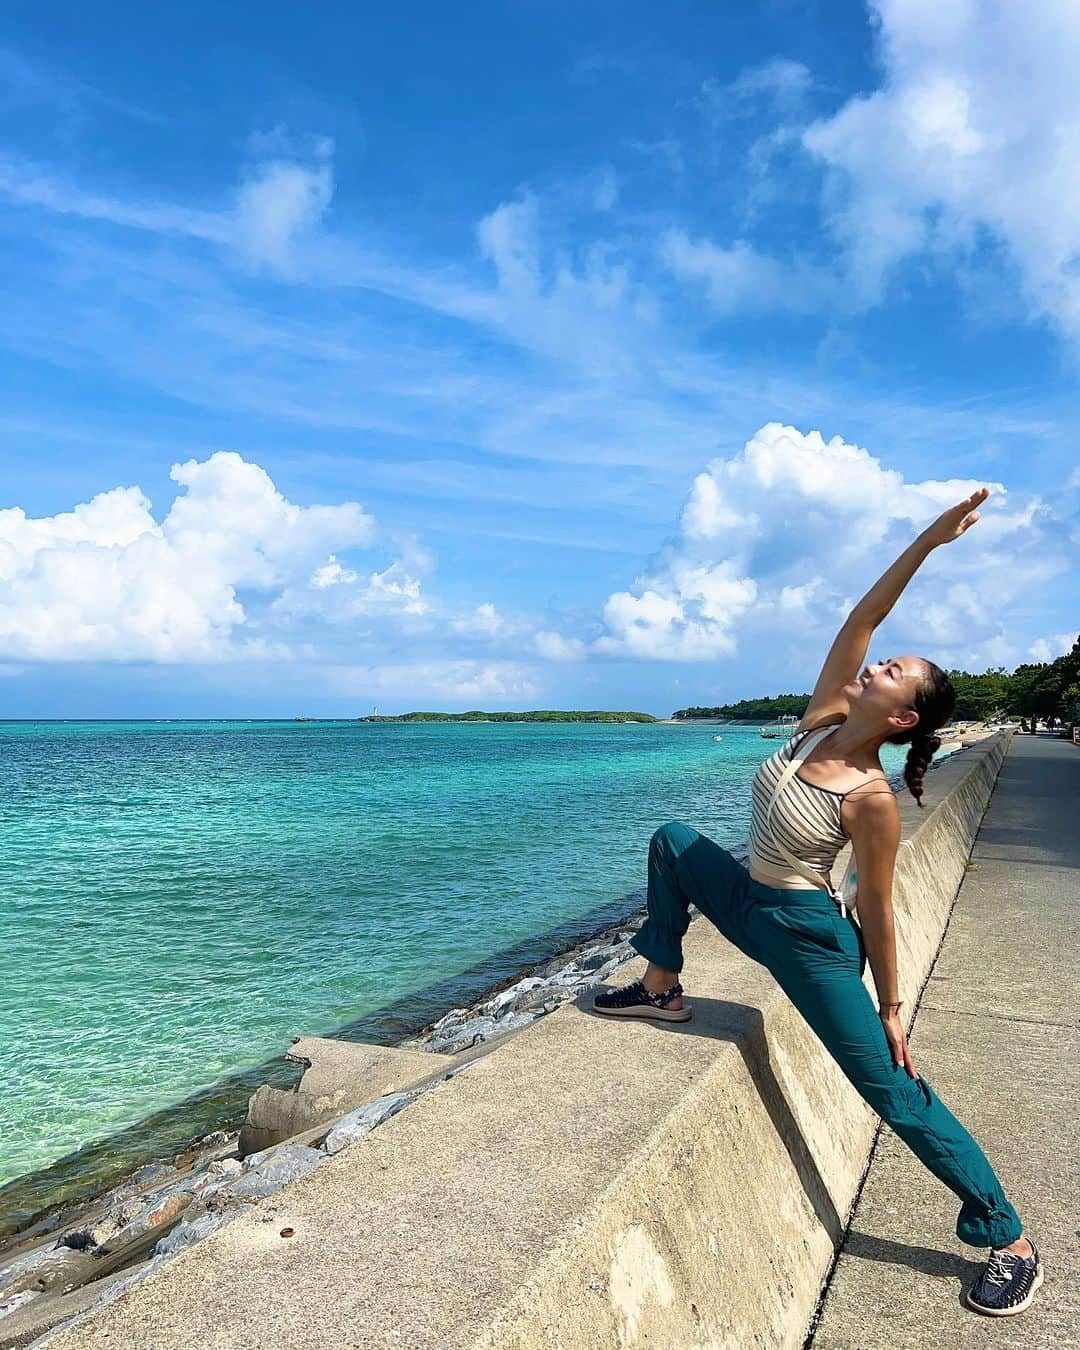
[1029,631,1078,663]
[0,452,380,661]
[803,0,1080,333]
[596,562,759,661]
[275,555,429,622]
[547,422,1067,671]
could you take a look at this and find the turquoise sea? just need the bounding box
[0,720,920,1222]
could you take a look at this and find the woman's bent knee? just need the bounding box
[650,820,698,856]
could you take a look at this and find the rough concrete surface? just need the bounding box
[810,734,1079,1349]
[42,736,1013,1350]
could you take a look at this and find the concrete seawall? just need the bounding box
[44,733,1013,1349]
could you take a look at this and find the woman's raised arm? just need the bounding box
[799,487,989,730]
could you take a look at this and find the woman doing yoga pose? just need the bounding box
[594,488,1043,1318]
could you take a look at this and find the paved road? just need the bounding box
[810,733,1078,1349]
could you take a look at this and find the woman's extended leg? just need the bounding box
[765,915,1024,1250]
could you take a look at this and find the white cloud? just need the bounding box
[475,193,655,373]
[546,422,1068,671]
[0,452,378,661]
[451,603,504,637]
[660,230,835,315]
[323,659,540,705]
[803,0,1080,333]
[0,136,334,274]
[1029,630,1078,662]
[595,561,759,661]
[702,58,813,120]
[233,151,334,270]
[0,153,228,242]
[534,630,587,662]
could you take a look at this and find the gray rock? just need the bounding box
[151,1207,249,1258]
[0,1244,97,1300]
[487,1009,538,1036]
[429,1006,471,1033]
[0,1286,39,1321]
[504,984,567,1016]
[228,1144,326,1201]
[0,1244,56,1301]
[203,1157,243,1182]
[487,977,546,1018]
[322,1092,416,1156]
[574,947,615,972]
[103,1179,198,1249]
[127,1162,174,1190]
[427,1014,499,1052]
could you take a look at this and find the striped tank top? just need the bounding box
[748,728,848,891]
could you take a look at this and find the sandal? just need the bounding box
[592,978,692,1022]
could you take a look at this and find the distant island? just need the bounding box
[672,695,809,722]
[356,709,658,723]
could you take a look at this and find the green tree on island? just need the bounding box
[674,641,1080,724]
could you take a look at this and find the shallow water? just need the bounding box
[0,719,918,1195]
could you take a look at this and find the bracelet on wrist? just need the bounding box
[878,1000,903,1015]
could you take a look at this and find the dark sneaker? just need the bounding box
[592,978,691,1022]
[966,1236,1043,1316]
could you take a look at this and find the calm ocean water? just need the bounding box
[0,720,919,1205]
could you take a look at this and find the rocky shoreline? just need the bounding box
[0,737,985,1347]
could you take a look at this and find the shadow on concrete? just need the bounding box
[841,1228,982,1283]
[584,995,844,1245]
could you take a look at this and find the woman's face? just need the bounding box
[844,654,924,728]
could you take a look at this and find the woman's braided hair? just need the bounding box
[885,659,956,809]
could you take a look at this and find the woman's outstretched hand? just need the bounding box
[922,486,990,548]
[880,1009,920,1079]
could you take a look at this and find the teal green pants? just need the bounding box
[630,822,1023,1249]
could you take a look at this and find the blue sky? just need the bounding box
[1,0,1077,717]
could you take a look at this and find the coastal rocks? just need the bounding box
[152,1206,250,1258]
[322,1092,417,1156]
[228,1145,326,1202]
[0,1242,92,1301]
[397,923,643,1057]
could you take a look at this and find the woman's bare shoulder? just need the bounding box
[795,708,848,736]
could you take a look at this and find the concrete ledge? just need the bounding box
[45,734,1013,1350]
[239,1039,441,1156]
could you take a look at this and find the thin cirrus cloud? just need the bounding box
[0,142,334,273]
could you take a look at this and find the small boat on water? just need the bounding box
[760,713,801,739]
